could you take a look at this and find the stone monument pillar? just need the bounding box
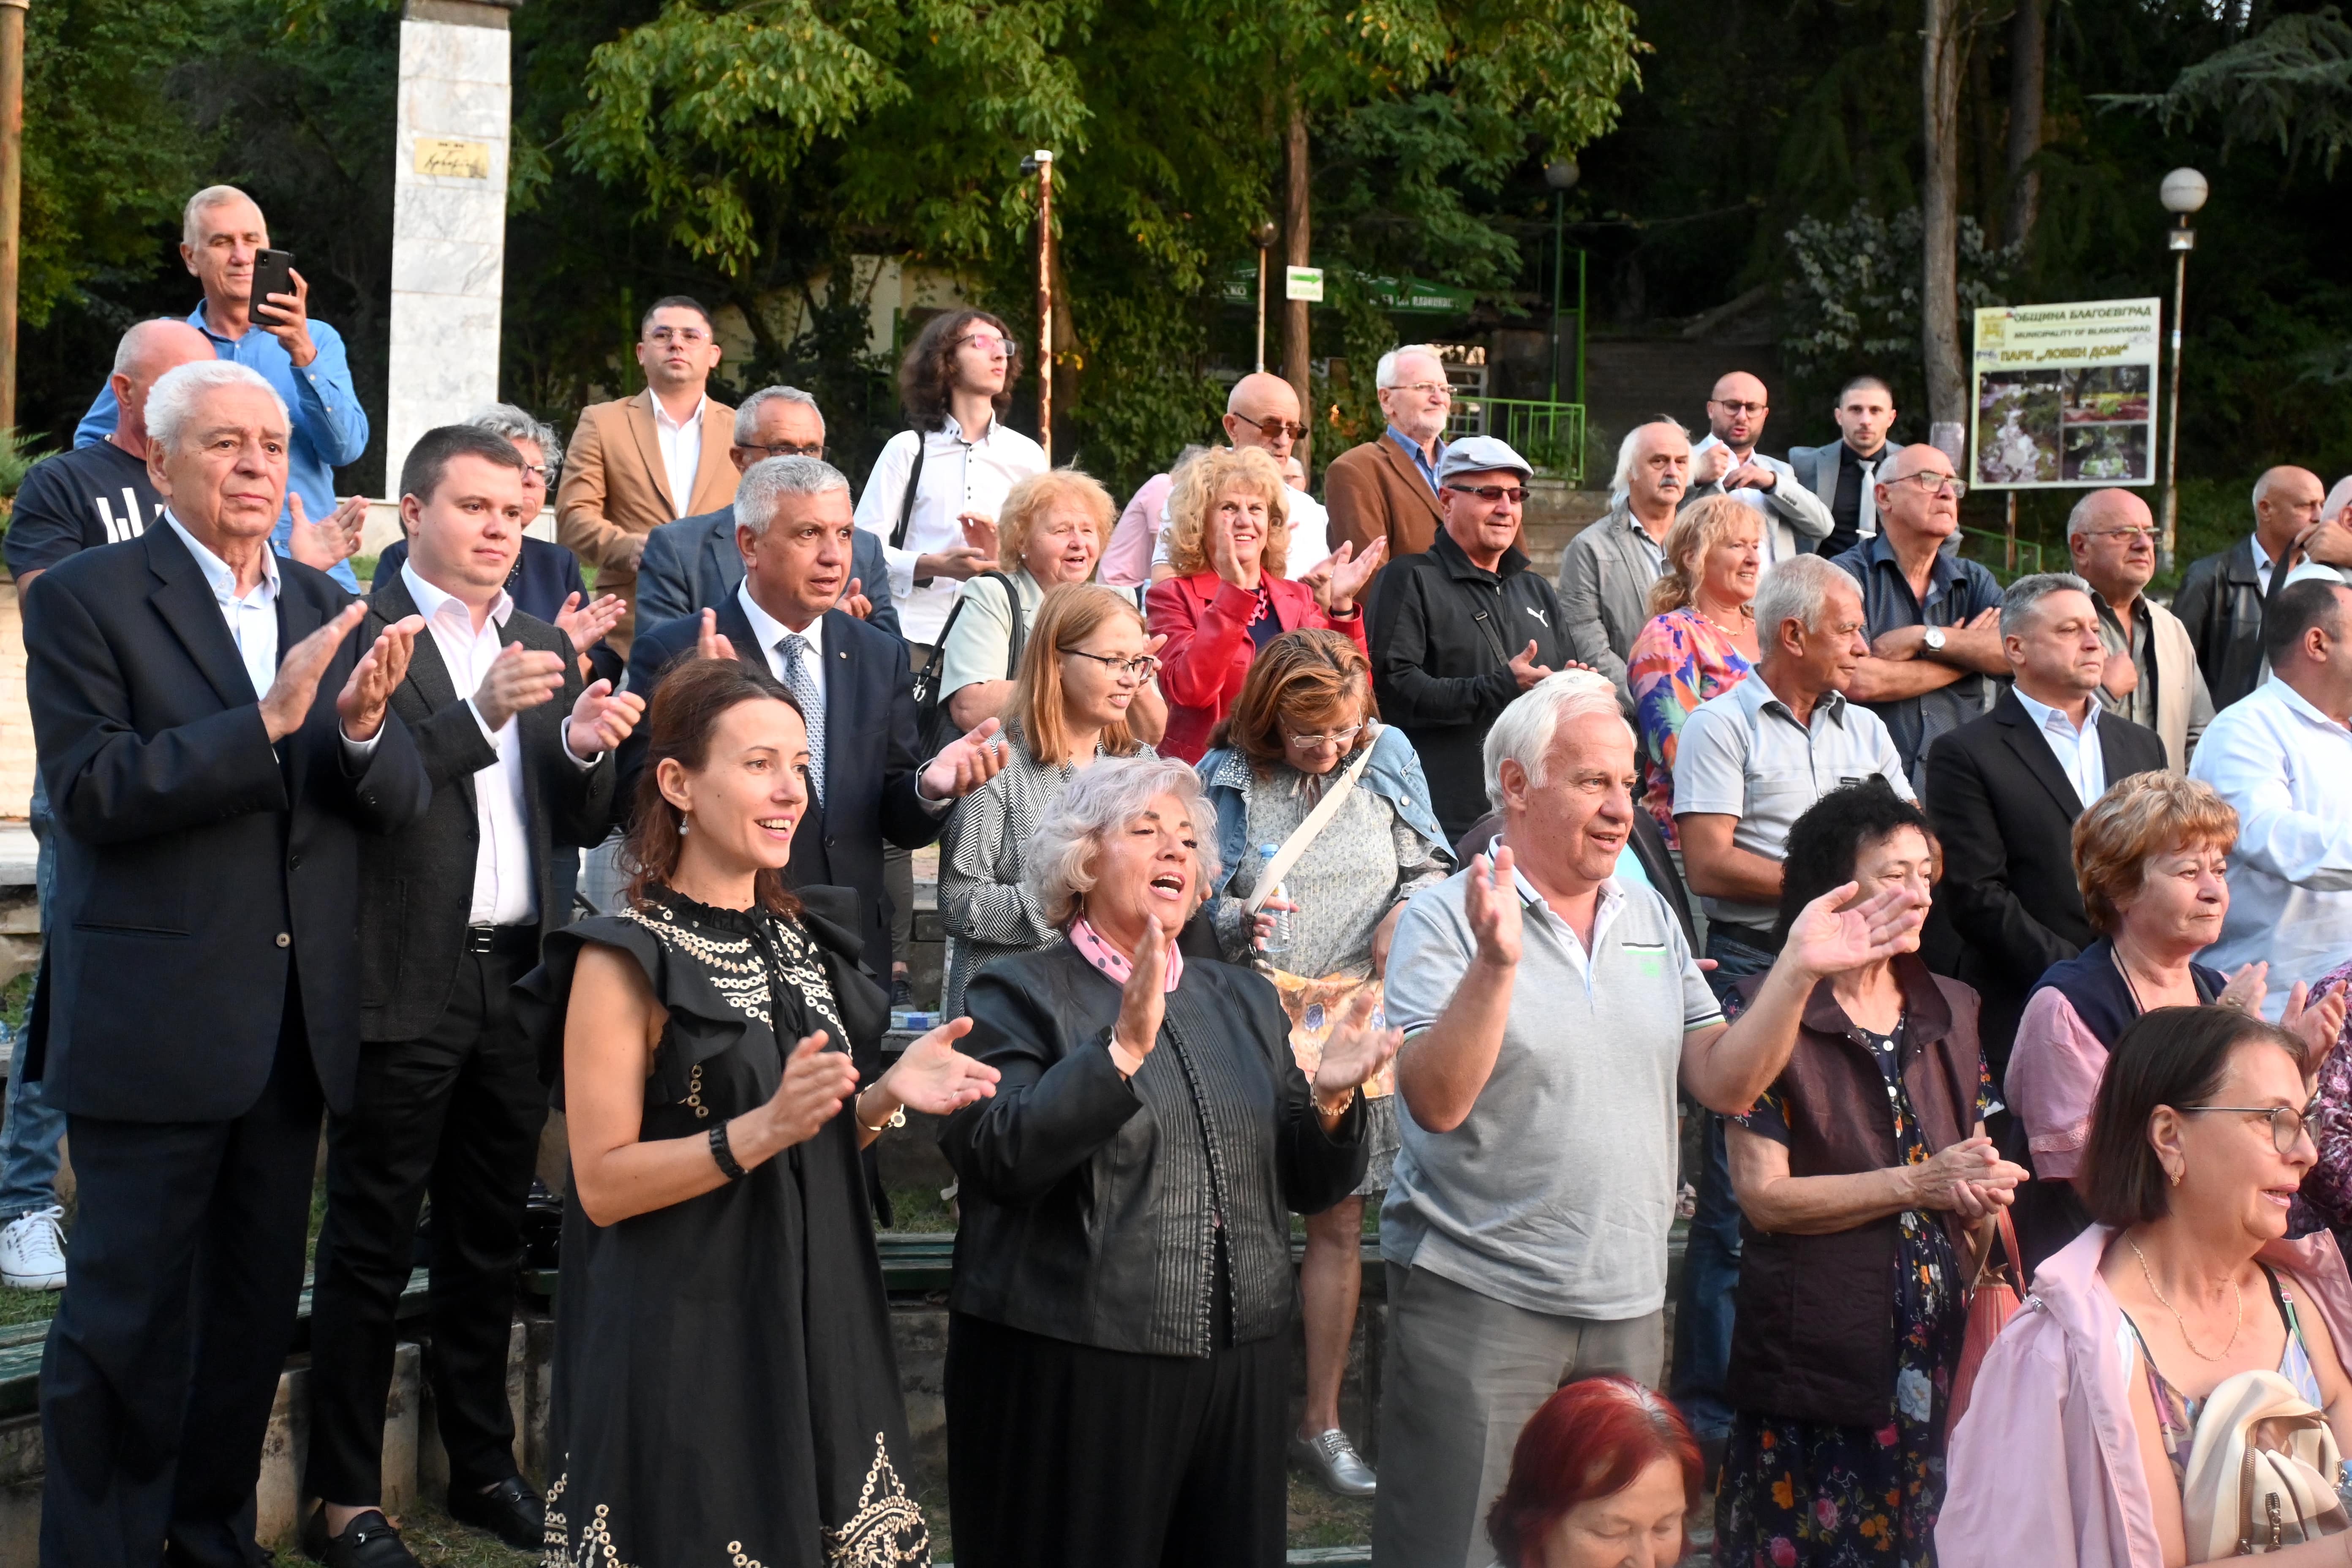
[382,0,520,503]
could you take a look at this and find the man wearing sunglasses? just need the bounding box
[1683,371,1833,564]
[1100,371,1331,586]
[1831,444,2009,790]
[1368,436,1570,838]
[2066,487,2213,770]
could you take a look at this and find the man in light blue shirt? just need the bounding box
[73,185,368,590]
[1378,343,1450,491]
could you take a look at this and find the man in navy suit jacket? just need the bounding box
[620,456,1004,974]
[636,384,900,639]
[22,360,431,1565]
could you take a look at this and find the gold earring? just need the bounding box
[2168,1164,2183,1186]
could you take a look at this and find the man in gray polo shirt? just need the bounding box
[1664,552,1913,1459]
[1371,670,1927,1568]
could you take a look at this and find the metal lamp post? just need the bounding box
[1251,221,1279,373]
[2157,166,2207,575]
[1545,159,1579,404]
[1021,150,1055,461]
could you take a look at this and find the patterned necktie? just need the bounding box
[777,634,826,808]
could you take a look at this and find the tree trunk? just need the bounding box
[1921,0,1971,462]
[1282,99,1312,463]
[2005,0,2047,254]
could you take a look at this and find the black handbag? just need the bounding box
[909,570,1024,757]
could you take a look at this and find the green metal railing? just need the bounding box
[1447,397,1586,485]
[1958,525,2047,582]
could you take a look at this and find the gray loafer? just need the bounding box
[1290,1427,1377,1497]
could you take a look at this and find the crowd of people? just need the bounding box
[11,181,2352,1568]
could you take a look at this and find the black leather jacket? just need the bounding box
[941,943,1366,1357]
[2175,536,2269,710]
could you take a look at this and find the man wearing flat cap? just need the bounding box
[1369,436,1570,838]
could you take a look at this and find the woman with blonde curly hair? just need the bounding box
[1623,495,1763,844]
[2007,770,2345,1268]
[1147,446,1384,763]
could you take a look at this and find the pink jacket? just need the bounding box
[1937,1222,2352,1568]
[1100,472,1173,588]
[2006,988,2107,1179]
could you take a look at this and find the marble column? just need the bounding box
[383,0,520,501]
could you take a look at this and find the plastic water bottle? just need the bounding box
[1258,844,1293,959]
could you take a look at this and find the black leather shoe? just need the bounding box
[310,1511,420,1568]
[447,1474,547,1550]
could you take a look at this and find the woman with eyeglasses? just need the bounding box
[1195,629,1452,1498]
[938,584,1163,1017]
[1625,495,1762,847]
[1941,1004,2352,1568]
[1149,445,1383,763]
[935,468,1168,746]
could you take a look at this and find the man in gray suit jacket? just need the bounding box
[1682,370,1832,563]
[1557,418,1690,692]
[1786,374,1899,558]
[637,384,900,638]
[302,427,643,1561]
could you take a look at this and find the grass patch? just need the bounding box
[1,972,30,1033]
[886,1184,958,1233]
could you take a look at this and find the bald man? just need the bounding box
[2066,487,2213,768]
[2176,464,2346,709]
[1683,371,1832,563]
[1099,371,1331,586]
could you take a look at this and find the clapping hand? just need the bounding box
[567,679,645,757]
[1463,846,1523,970]
[878,1017,1001,1116]
[957,512,1002,565]
[555,592,627,656]
[1779,882,1927,980]
[1909,1135,2028,1217]
[335,612,422,743]
[1311,989,1404,1112]
[2220,961,2271,1016]
[840,577,874,620]
[695,606,738,664]
[261,602,369,743]
[287,491,367,571]
[1507,639,1554,692]
[1111,914,1171,1069]
[920,715,1010,801]
[1313,537,1387,616]
[2284,979,2348,1078]
[474,642,568,730]
[758,1032,862,1152]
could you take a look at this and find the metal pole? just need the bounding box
[1575,248,1587,409]
[1034,150,1053,464]
[0,0,26,433]
[2005,490,2018,573]
[1549,190,1563,404]
[2159,234,2189,575]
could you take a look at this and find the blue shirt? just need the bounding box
[1830,533,2005,789]
[1385,425,1445,494]
[75,301,369,590]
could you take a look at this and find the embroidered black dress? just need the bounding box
[521,887,928,1567]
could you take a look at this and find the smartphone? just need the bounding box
[249,249,295,320]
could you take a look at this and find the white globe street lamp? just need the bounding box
[2158,168,2208,573]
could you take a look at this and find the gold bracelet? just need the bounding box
[1314,1086,1355,1119]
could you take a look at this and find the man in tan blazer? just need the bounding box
[2069,486,2214,769]
[556,295,740,654]
[1326,343,1451,564]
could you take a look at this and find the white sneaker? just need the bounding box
[0,1206,67,1290]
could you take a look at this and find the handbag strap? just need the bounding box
[890,429,928,552]
[1242,738,1381,914]
[1970,1207,2024,1293]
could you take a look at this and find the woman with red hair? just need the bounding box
[1486,1376,1701,1568]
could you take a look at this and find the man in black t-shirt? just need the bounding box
[5,318,212,588]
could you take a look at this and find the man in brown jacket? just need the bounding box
[555,295,740,654]
[1326,343,1451,565]
[2067,486,2213,769]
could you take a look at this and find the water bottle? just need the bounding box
[1258,844,1293,959]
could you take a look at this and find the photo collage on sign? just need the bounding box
[2057,365,2152,482]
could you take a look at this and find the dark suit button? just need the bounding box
[825,836,837,849]
[275,932,291,948]
[289,854,302,869]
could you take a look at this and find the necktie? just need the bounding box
[778,635,826,808]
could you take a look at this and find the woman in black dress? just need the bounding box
[524,657,999,1567]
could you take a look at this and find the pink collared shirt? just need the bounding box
[1069,915,1184,992]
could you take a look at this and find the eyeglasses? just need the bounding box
[2178,1099,2321,1155]
[1282,723,1364,749]
[1387,381,1453,400]
[1232,412,1309,441]
[1448,483,1528,505]
[960,332,1019,358]
[1709,400,1768,416]
[1062,648,1162,681]
[2084,526,2159,542]
[644,327,710,346]
[739,441,826,460]
[520,463,552,484]
[1886,472,1969,499]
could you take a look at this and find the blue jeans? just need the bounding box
[1671,923,1779,1439]
[0,795,65,1220]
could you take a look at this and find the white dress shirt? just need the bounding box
[852,416,1048,645]
[167,512,283,698]
[2012,686,2107,808]
[651,392,708,518]
[403,564,544,926]
[738,579,827,751]
[2188,675,2352,1018]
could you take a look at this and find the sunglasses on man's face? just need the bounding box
[1448,483,1528,506]
[1233,413,1309,441]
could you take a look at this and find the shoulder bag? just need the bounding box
[910,570,1021,757]
[2182,1364,2351,1558]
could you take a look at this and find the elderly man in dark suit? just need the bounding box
[621,455,1007,979]
[1924,572,2169,1075]
[22,358,430,1567]
[301,426,641,1565]
[636,383,899,638]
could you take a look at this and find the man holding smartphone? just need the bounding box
[69,183,370,589]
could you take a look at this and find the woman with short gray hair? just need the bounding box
[941,754,1401,1568]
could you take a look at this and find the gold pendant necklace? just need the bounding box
[2129,1237,2245,1363]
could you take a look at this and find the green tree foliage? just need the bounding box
[2105,6,2352,178]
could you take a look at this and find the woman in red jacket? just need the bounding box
[1146,445,1384,761]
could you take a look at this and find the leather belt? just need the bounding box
[466,923,539,956]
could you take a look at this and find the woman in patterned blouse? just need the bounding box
[1625,495,1762,846]
[938,583,1162,1015]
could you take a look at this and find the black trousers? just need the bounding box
[305,937,547,1503]
[944,1312,1288,1568]
[39,983,324,1568]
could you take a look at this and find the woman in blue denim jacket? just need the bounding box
[1194,629,1452,1500]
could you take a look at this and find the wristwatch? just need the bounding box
[1922,626,1948,653]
